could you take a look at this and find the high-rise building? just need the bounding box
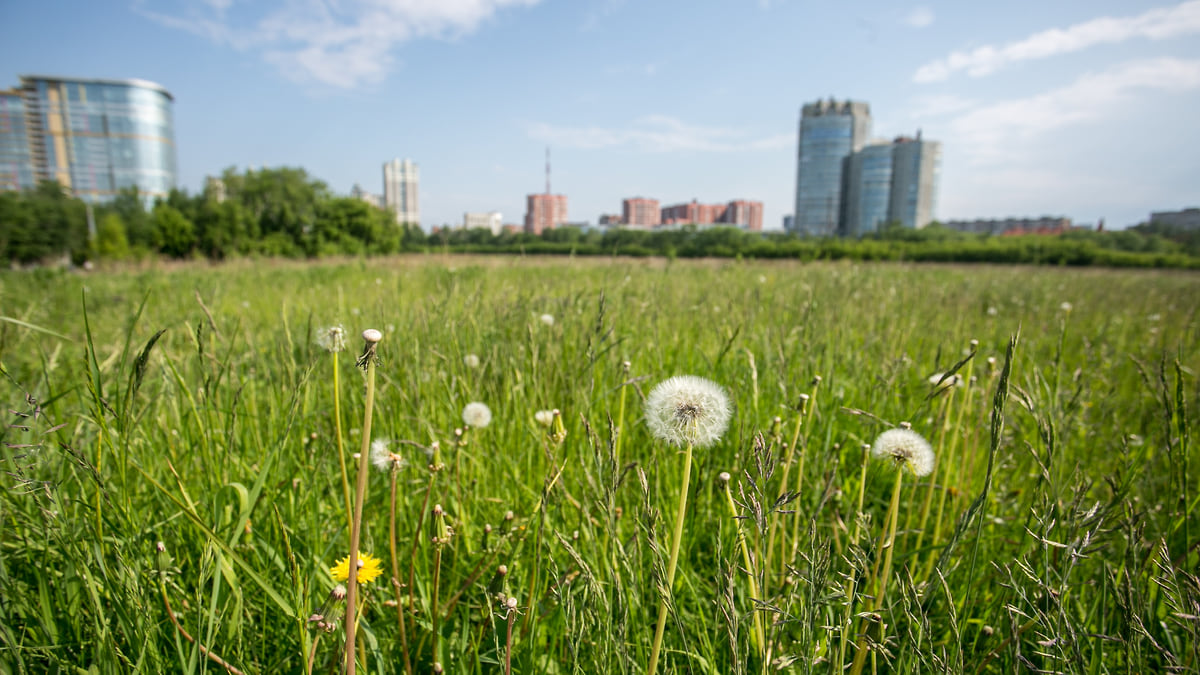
[792,99,871,236]
[888,134,941,230]
[843,142,894,237]
[383,158,419,226]
[0,75,176,202]
[351,183,382,209]
[622,197,661,227]
[524,194,567,235]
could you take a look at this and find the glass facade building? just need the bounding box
[792,99,871,237]
[888,137,941,230]
[0,75,176,203]
[843,142,894,237]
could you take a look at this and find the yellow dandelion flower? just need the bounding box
[330,551,383,585]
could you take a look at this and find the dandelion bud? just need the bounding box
[433,504,444,517]
[504,510,514,521]
[433,663,444,674]
[156,541,166,553]
[498,564,508,576]
[362,329,382,343]
[484,523,493,534]
[332,584,347,600]
[155,541,172,574]
[969,339,979,350]
[622,360,631,373]
[812,375,822,385]
[572,529,579,541]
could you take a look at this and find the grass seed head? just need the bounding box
[644,375,732,448]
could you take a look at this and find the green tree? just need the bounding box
[151,203,196,258]
[95,212,131,260]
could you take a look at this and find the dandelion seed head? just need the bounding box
[316,325,346,353]
[362,328,382,343]
[643,375,732,448]
[463,353,480,369]
[462,402,492,428]
[370,439,406,472]
[534,409,555,427]
[928,372,964,389]
[1059,302,1073,313]
[718,471,731,483]
[871,427,935,477]
[539,313,555,327]
[506,596,518,610]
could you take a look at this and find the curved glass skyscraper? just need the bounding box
[0,75,176,203]
[791,99,871,237]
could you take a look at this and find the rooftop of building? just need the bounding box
[19,74,174,100]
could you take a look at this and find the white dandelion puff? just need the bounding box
[534,410,555,427]
[539,313,555,327]
[316,325,346,353]
[871,427,935,477]
[462,402,492,428]
[928,372,964,389]
[463,353,481,369]
[643,375,732,448]
[370,439,406,472]
[1059,302,1073,313]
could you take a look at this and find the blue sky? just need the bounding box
[3,0,1199,230]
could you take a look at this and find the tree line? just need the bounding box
[1,167,1197,268]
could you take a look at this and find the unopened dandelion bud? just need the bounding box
[488,564,508,594]
[433,662,444,674]
[550,409,567,445]
[332,584,347,600]
[155,541,172,573]
[504,510,514,522]
[433,503,444,517]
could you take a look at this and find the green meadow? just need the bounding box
[0,256,1197,674]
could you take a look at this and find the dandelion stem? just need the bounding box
[344,339,378,675]
[648,441,693,675]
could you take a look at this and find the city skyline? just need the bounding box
[1,1,1198,230]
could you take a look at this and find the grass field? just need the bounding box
[1,255,1197,674]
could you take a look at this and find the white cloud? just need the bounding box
[914,0,1200,83]
[138,0,541,89]
[903,6,934,28]
[527,115,791,152]
[946,58,1200,165]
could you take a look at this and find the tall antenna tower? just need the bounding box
[545,146,551,195]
